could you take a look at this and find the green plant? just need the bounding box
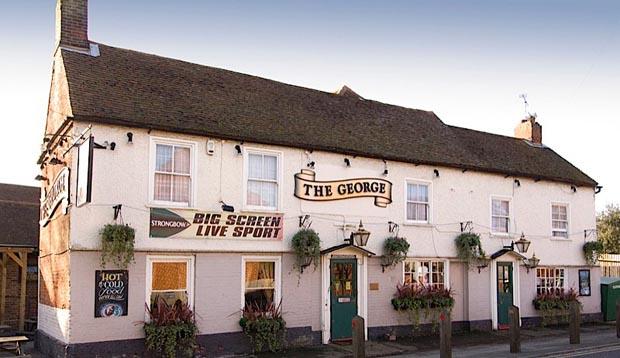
[391,284,454,332]
[100,224,135,269]
[583,241,604,265]
[144,296,198,358]
[533,288,580,327]
[455,232,486,266]
[239,301,286,353]
[382,237,410,268]
[291,229,321,272]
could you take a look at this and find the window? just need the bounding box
[150,139,194,206]
[403,260,446,289]
[579,269,591,296]
[242,257,280,309]
[536,267,565,294]
[146,256,194,309]
[406,182,430,222]
[552,204,569,238]
[245,151,280,210]
[491,198,510,234]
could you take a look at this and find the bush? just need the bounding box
[391,284,454,331]
[455,232,486,266]
[144,296,198,358]
[239,301,286,353]
[100,224,135,269]
[291,229,321,273]
[533,288,580,327]
[583,241,604,265]
[382,237,410,268]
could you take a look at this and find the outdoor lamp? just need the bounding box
[514,232,531,254]
[524,252,540,273]
[300,256,313,273]
[350,220,371,246]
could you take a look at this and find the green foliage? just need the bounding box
[391,284,454,331]
[144,296,198,358]
[455,232,486,266]
[239,301,286,353]
[100,224,135,269]
[583,241,604,265]
[291,229,321,272]
[532,289,580,327]
[598,204,620,254]
[382,237,410,268]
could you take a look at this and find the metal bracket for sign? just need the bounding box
[583,229,597,242]
[460,221,473,233]
[62,124,92,157]
[388,221,399,236]
[113,204,123,221]
[299,215,312,229]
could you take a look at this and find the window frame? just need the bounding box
[535,267,567,294]
[551,202,570,239]
[145,255,195,320]
[402,258,449,289]
[148,137,197,208]
[242,148,283,212]
[240,256,282,309]
[404,179,432,224]
[490,196,512,236]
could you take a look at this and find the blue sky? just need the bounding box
[0,1,618,210]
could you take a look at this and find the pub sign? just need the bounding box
[95,270,128,317]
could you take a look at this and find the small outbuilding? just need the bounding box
[0,184,39,333]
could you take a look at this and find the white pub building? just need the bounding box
[37,1,601,356]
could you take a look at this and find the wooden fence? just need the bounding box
[600,254,620,277]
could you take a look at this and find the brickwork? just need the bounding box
[1,256,38,329]
[55,0,89,49]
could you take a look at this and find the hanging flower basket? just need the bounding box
[455,232,486,268]
[291,229,321,273]
[100,223,135,269]
[381,236,410,271]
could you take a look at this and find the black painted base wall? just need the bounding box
[35,313,602,357]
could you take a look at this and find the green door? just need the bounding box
[497,262,514,327]
[330,258,357,341]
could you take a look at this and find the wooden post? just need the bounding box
[569,301,581,344]
[509,305,521,353]
[18,251,27,332]
[0,253,6,325]
[616,300,620,338]
[439,309,452,358]
[352,315,366,358]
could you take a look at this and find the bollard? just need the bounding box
[569,301,581,344]
[509,305,521,353]
[352,315,366,358]
[616,300,620,339]
[439,309,452,358]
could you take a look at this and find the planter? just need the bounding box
[532,289,580,327]
[100,224,135,269]
[239,302,286,353]
[144,297,197,358]
[391,284,454,331]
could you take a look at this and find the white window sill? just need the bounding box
[147,203,198,210]
[490,232,510,237]
[243,206,281,214]
[550,237,572,242]
[402,222,433,228]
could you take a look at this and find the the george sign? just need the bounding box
[40,167,70,227]
[294,169,392,207]
[95,270,128,318]
[76,136,93,207]
[149,208,284,240]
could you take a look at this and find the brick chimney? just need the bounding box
[55,0,89,50]
[514,115,542,144]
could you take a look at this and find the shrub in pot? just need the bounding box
[455,232,486,267]
[583,241,604,265]
[382,236,410,269]
[100,223,135,269]
[291,229,321,273]
[239,301,286,353]
[144,296,198,358]
[532,288,580,327]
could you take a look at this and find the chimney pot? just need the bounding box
[56,0,89,50]
[514,115,542,144]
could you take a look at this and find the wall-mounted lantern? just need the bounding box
[350,220,371,246]
[514,232,531,254]
[524,252,540,273]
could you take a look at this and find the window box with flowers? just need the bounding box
[532,288,580,327]
[391,283,454,332]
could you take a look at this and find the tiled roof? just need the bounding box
[61,44,596,187]
[0,184,39,248]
